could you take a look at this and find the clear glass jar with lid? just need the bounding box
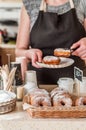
[57,77,74,94]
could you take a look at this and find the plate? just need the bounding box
[36,57,74,68]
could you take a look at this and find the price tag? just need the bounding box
[74,67,83,82]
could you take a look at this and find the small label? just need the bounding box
[74,67,83,82]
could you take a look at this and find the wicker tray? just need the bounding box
[0,90,16,114]
[26,106,86,118]
[0,99,16,114]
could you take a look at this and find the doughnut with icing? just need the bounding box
[51,87,72,107]
[31,94,51,107]
[50,87,68,98]
[54,48,71,57]
[52,94,72,107]
[29,88,51,107]
[42,56,60,65]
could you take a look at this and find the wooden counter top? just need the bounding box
[0,44,16,48]
[0,101,86,130]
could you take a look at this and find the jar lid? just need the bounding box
[57,77,74,85]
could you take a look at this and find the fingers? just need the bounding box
[31,49,43,68]
[71,38,86,60]
[71,41,80,50]
[80,51,86,60]
[71,46,81,56]
[78,50,86,58]
[36,51,42,63]
[70,42,80,52]
[70,42,80,56]
[32,54,41,68]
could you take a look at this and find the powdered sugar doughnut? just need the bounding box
[29,88,51,107]
[50,87,68,98]
[54,48,71,57]
[42,56,60,65]
[53,94,72,107]
[75,96,86,106]
[31,94,51,107]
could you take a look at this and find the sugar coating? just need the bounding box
[31,95,51,107]
[43,56,59,61]
[54,48,70,52]
[53,95,72,107]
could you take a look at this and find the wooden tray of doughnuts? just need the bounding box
[27,105,86,118]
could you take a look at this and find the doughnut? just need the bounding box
[50,87,72,107]
[50,87,68,98]
[42,56,60,65]
[75,96,86,106]
[28,88,51,107]
[53,94,72,107]
[54,48,71,57]
[31,94,51,107]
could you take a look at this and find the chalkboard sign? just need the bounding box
[74,67,83,82]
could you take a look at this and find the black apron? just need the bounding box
[29,0,86,84]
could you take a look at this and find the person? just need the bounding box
[15,0,86,85]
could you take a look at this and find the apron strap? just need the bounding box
[40,0,74,12]
[40,0,46,12]
[69,0,74,8]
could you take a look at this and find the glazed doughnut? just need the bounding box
[53,94,72,107]
[75,96,86,106]
[42,56,60,65]
[54,48,71,57]
[31,94,51,107]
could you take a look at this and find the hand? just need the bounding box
[25,48,43,68]
[71,38,86,60]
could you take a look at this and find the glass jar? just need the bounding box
[80,77,86,96]
[25,70,37,86]
[57,77,74,94]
